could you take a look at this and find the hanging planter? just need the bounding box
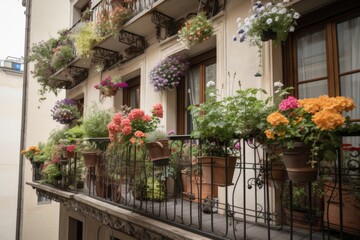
[178,12,213,46]
[282,142,317,182]
[82,151,99,167]
[260,29,278,42]
[94,75,128,98]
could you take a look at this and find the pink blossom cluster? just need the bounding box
[107,103,164,145]
[279,96,299,111]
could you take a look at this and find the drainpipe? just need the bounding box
[16,0,31,239]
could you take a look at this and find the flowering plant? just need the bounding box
[21,146,40,160]
[94,75,128,97]
[265,93,356,166]
[178,12,213,46]
[107,103,164,146]
[109,5,132,36]
[233,0,299,46]
[149,56,189,92]
[51,98,81,125]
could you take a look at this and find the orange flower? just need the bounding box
[266,112,289,126]
[264,129,275,139]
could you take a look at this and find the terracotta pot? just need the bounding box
[181,170,218,203]
[283,142,317,182]
[146,139,170,166]
[323,182,360,235]
[82,151,98,167]
[284,208,321,231]
[198,156,237,186]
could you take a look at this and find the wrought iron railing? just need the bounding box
[34,132,360,239]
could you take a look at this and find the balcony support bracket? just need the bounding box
[151,10,178,41]
[118,30,146,51]
[93,47,120,70]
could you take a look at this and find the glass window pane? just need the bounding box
[205,63,216,85]
[297,28,327,81]
[337,16,360,74]
[298,80,328,99]
[340,72,360,119]
[186,67,200,106]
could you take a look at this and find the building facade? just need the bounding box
[22,0,360,239]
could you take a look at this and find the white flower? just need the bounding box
[259,6,265,12]
[250,15,256,21]
[206,81,215,87]
[266,2,272,8]
[266,18,273,25]
[287,13,292,18]
[283,0,289,3]
[293,12,300,19]
[274,81,284,88]
[209,93,215,97]
[289,26,295,32]
[277,3,283,7]
[271,7,278,13]
[244,17,249,23]
[278,8,287,14]
[236,18,241,23]
[275,16,279,21]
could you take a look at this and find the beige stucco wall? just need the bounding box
[21,0,70,239]
[0,68,23,240]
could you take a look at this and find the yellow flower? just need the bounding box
[264,129,275,139]
[312,109,345,130]
[266,111,289,126]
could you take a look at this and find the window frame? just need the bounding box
[177,49,216,134]
[283,0,360,102]
[123,76,140,109]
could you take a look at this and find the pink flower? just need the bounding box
[120,118,131,127]
[128,109,145,120]
[112,113,122,125]
[134,131,146,138]
[279,96,299,111]
[152,103,163,118]
[66,145,75,152]
[122,125,132,135]
[142,114,152,122]
[107,122,120,133]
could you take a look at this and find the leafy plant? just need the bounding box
[109,5,132,36]
[71,22,104,58]
[41,162,62,184]
[95,1,112,37]
[64,125,85,143]
[145,130,168,143]
[178,12,213,46]
[21,145,40,160]
[83,104,113,138]
[51,45,74,69]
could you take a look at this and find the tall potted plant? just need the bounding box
[264,94,356,182]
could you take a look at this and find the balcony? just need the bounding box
[28,132,360,239]
[49,0,226,89]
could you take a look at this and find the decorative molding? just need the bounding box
[31,183,165,240]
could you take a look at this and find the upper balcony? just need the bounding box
[49,0,226,90]
[28,131,360,239]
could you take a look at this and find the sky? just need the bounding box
[0,0,25,61]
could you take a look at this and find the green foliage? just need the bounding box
[71,22,104,58]
[41,163,62,184]
[146,177,165,201]
[48,127,69,145]
[64,125,85,143]
[27,29,73,101]
[51,45,74,69]
[145,130,168,143]
[33,142,52,164]
[82,104,113,138]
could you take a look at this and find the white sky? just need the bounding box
[0,0,25,61]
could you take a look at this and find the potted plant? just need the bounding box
[264,94,356,182]
[94,75,128,98]
[21,145,40,164]
[51,44,74,69]
[41,161,63,185]
[109,5,132,36]
[178,12,213,46]
[71,21,104,58]
[51,98,81,125]
[95,0,112,37]
[149,55,189,92]
[145,130,170,166]
[79,140,99,168]
[233,0,300,75]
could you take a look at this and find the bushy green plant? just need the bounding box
[64,125,85,143]
[71,22,104,57]
[51,45,74,69]
[145,130,168,143]
[82,104,113,138]
[33,142,52,164]
[41,162,62,184]
[146,177,165,201]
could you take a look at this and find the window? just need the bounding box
[177,49,216,134]
[284,1,360,121]
[68,217,83,240]
[123,76,140,109]
[37,195,51,205]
